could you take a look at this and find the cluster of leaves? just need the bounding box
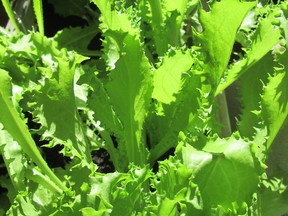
[0,0,288,215]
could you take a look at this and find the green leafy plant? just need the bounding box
[0,0,288,215]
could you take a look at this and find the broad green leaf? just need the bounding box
[197,0,255,87]
[36,54,89,158]
[261,51,288,148]
[237,53,272,138]
[259,178,288,216]
[106,34,153,166]
[91,0,136,34]
[149,74,202,164]
[180,136,260,212]
[152,49,193,104]
[54,25,101,56]
[216,8,281,95]
[261,190,288,216]
[0,69,66,193]
[266,120,288,183]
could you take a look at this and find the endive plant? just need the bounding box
[0,0,288,215]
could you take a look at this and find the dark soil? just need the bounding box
[42,0,88,37]
[0,2,8,26]
[92,149,115,173]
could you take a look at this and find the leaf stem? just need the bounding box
[215,91,232,137]
[100,130,125,172]
[1,0,21,32]
[33,0,44,35]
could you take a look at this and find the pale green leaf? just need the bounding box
[180,136,260,211]
[152,49,193,104]
[106,34,153,166]
[216,7,281,95]
[262,51,288,148]
[36,55,90,159]
[91,0,136,34]
[266,121,288,182]
[237,53,272,138]
[197,0,255,86]
[149,74,202,164]
[259,178,288,216]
